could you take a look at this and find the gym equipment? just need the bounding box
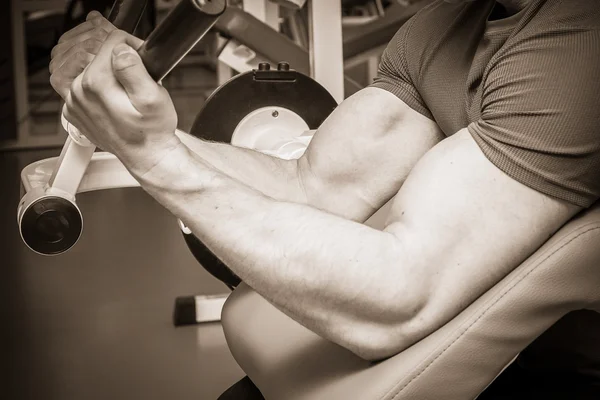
[17,0,226,255]
[214,0,435,97]
[17,0,148,255]
[270,0,307,9]
[173,293,230,326]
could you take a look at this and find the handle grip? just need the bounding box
[137,0,226,82]
[107,0,148,32]
[18,0,148,256]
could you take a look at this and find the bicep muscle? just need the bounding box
[298,87,443,222]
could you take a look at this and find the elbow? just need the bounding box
[341,324,422,362]
[334,304,430,362]
[347,277,431,361]
[345,338,400,362]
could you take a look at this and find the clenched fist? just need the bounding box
[62,29,179,177]
[49,11,142,100]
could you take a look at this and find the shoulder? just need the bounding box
[486,22,600,111]
[541,0,600,30]
[474,24,600,207]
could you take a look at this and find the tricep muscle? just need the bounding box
[381,128,581,349]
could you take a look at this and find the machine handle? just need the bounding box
[137,0,226,82]
[107,0,148,32]
[58,0,148,148]
[16,0,228,256]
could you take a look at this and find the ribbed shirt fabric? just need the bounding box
[371,0,600,207]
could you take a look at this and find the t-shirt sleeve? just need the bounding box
[369,17,433,120]
[468,27,600,208]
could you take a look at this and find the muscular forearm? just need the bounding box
[135,142,417,359]
[175,130,307,204]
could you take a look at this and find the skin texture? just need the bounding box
[51,9,580,360]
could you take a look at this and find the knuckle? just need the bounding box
[92,27,109,41]
[100,19,117,33]
[56,33,70,45]
[58,21,90,43]
[87,10,102,20]
[65,92,74,109]
[50,74,67,99]
[89,14,108,28]
[75,50,90,64]
[90,16,103,27]
[93,16,116,32]
[136,98,153,112]
[50,43,61,59]
[138,92,160,111]
[82,37,102,53]
[71,75,83,98]
[49,73,59,90]
[112,52,137,70]
[81,72,96,92]
[108,29,127,41]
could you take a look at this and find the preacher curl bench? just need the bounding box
[16,0,600,398]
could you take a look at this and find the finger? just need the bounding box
[57,11,114,44]
[111,43,160,109]
[87,29,144,71]
[52,25,111,58]
[64,79,99,145]
[50,30,108,74]
[57,21,95,45]
[51,12,116,67]
[51,13,116,73]
[63,91,85,134]
[50,51,94,100]
[84,30,145,97]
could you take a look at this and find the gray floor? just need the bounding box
[1,149,244,399]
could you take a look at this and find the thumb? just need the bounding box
[111,43,154,100]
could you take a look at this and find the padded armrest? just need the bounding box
[222,202,600,400]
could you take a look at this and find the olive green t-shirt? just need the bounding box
[371,0,600,207]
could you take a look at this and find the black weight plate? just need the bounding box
[190,69,337,142]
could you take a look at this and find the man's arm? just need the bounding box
[136,126,579,361]
[50,16,441,222]
[171,86,442,222]
[64,30,583,361]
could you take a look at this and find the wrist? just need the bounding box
[121,132,183,179]
[132,137,224,197]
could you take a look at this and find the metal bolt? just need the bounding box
[272,111,279,118]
